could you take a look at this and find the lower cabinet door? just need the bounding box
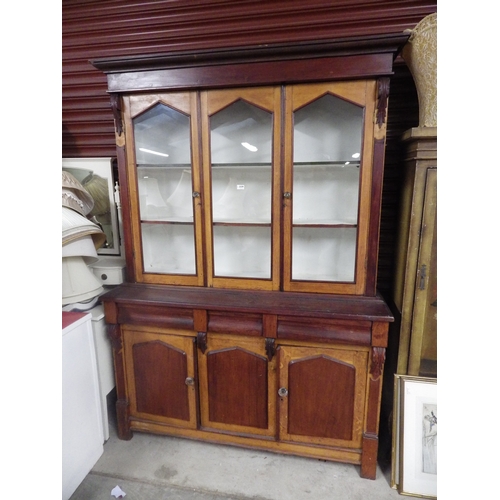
[198,334,277,438]
[123,327,198,428]
[277,344,369,449]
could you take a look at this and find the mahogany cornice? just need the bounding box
[91,33,408,72]
[91,33,409,92]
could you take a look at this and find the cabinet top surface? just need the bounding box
[101,284,393,322]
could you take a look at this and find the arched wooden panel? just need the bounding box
[288,355,355,440]
[132,340,190,420]
[207,347,268,429]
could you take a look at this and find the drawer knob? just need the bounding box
[278,387,288,397]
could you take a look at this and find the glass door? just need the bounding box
[201,88,281,290]
[124,92,204,285]
[283,82,376,294]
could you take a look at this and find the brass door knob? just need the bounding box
[278,387,288,397]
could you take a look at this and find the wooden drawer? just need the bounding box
[117,304,194,331]
[277,317,372,346]
[207,311,263,336]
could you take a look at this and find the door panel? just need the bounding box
[278,344,368,448]
[123,92,204,286]
[288,355,355,440]
[123,328,198,428]
[198,334,276,437]
[282,81,376,295]
[201,87,281,290]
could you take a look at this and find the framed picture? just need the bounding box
[62,157,121,255]
[392,375,437,498]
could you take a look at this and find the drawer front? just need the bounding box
[118,304,194,331]
[277,317,371,346]
[207,311,263,336]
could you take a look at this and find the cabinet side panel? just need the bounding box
[133,340,190,420]
[288,356,355,440]
[207,348,268,429]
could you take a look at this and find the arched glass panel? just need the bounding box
[210,100,273,279]
[133,103,196,275]
[292,94,363,282]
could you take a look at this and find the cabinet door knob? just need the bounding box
[278,387,288,397]
[283,192,292,199]
[185,377,195,386]
[192,191,200,198]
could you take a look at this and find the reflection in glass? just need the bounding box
[133,103,196,275]
[210,100,273,279]
[210,100,272,164]
[134,104,191,165]
[292,94,363,283]
[294,94,363,163]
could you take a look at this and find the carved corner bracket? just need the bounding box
[376,77,390,128]
[197,331,207,353]
[370,347,386,380]
[265,338,276,361]
[110,94,123,136]
[107,323,122,351]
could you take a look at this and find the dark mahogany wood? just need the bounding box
[105,323,132,440]
[366,138,388,295]
[277,317,372,346]
[361,434,379,480]
[101,283,394,326]
[133,340,191,420]
[288,355,355,440]
[207,348,268,429]
[375,77,390,127]
[118,304,194,330]
[208,311,262,336]
[91,35,408,94]
[91,34,408,74]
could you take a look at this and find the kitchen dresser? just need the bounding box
[92,34,407,479]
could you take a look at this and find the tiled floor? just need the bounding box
[69,403,402,500]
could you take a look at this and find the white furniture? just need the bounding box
[90,304,116,441]
[62,312,104,500]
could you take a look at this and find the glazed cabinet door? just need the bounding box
[123,327,198,429]
[198,334,277,437]
[122,92,204,285]
[277,344,368,449]
[282,81,377,295]
[200,87,281,290]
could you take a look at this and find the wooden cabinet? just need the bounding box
[119,82,380,294]
[393,128,437,377]
[277,344,368,446]
[123,327,198,429]
[94,35,406,479]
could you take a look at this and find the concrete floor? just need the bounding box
[70,405,402,500]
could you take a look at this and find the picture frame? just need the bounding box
[62,157,121,255]
[392,375,437,498]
